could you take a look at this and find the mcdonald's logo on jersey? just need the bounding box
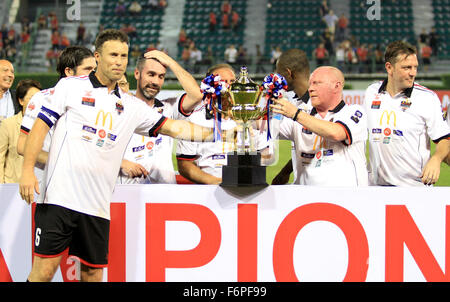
[379,110,396,127]
[96,110,113,130]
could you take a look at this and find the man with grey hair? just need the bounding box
[117,50,204,184]
[271,66,368,186]
[0,59,19,123]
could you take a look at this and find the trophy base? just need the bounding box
[220,152,268,187]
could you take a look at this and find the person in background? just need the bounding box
[0,79,41,183]
[118,50,204,184]
[270,48,311,185]
[0,59,19,123]
[17,46,96,189]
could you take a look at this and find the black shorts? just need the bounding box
[33,203,110,267]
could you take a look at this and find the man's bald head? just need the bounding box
[311,66,345,89]
[308,66,345,112]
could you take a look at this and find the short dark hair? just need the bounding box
[276,48,310,78]
[135,55,165,72]
[56,46,94,79]
[384,41,417,65]
[15,79,41,111]
[94,29,129,53]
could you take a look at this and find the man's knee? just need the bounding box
[28,255,62,282]
[80,264,104,282]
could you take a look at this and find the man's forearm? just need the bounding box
[160,118,237,143]
[177,159,221,184]
[170,61,203,111]
[22,119,50,172]
[432,139,450,163]
[17,133,49,164]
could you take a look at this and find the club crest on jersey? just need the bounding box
[115,100,124,115]
[400,98,412,111]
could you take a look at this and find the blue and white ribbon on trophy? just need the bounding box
[200,74,229,142]
[262,73,288,140]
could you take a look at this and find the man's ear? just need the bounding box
[64,67,74,77]
[385,62,393,76]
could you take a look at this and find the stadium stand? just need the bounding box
[179,0,247,64]
[432,0,450,58]
[265,0,326,60]
[349,0,415,47]
[2,0,449,73]
[100,0,165,54]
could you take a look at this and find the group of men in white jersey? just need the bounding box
[271,41,449,187]
[18,29,235,282]
[16,30,449,283]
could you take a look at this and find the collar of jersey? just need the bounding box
[310,100,345,116]
[378,78,414,98]
[89,71,121,98]
[153,98,164,108]
[294,90,310,104]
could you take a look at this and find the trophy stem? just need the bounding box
[236,120,257,154]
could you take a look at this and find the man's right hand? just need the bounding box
[19,169,39,204]
[120,159,149,178]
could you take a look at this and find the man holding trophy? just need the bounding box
[271,66,369,186]
[177,64,285,186]
[176,64,238,184]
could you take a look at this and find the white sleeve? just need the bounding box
[176,137,199,160]
[334,104,368,145]
[133,100,167,137]
[21,91,45,133]
[37,80,68,128]
[425,93,450,141]
[278,115,295,141]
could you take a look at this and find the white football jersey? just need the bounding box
[21,89,55,183]
[279,100,369,186]
[36,72,166,219]
[117,94,189,184]
[365,80,450,186]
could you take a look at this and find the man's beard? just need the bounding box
[138,82,160,101]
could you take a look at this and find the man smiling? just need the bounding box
[118,50,204,184]
[0,59,19,123]
[364,41,450,186]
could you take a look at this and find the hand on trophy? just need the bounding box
[270,97,298,120]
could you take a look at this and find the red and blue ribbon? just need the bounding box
[200,74,229,142]
[262,73,288,139]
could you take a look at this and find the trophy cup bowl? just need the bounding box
[213,66,269,187]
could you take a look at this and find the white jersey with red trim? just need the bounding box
[176,105,237,178]
[117,93,189,184]
[36,72,166,219]
[279,100,368,186]
[364,80,450,186]
[20,88,55,182]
